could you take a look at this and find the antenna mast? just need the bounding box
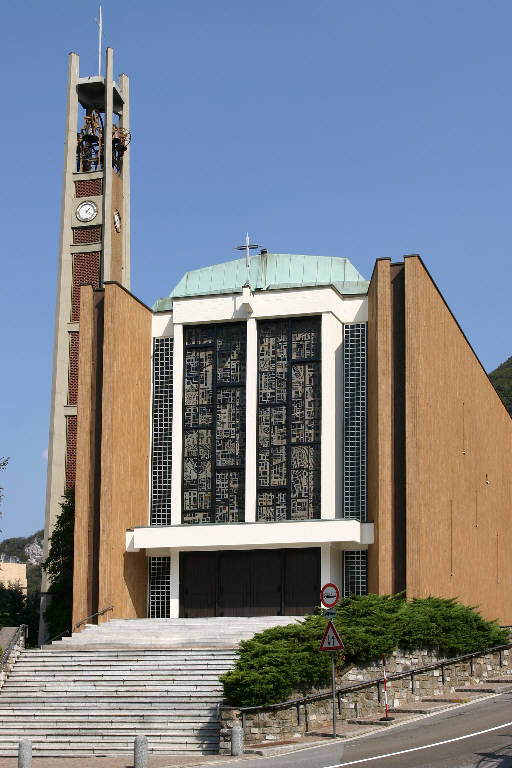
[96,5,103,76]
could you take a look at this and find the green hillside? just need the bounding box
[489,356,512,417]
[0,530,44,564]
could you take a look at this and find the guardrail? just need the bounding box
[41,605,114,647]
[0,625,27,671]
[238,642,512,729]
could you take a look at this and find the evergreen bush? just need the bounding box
[221,594,508,707]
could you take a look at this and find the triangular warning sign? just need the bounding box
[319,620,344,652]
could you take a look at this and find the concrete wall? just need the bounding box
[97,283,152,620]
[404,256,512,624]
[110,172,124,283]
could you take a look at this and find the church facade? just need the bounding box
[43,50,512,635]
[71,251,512,627]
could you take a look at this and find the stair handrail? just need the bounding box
[0,625,27,670]
[41,605,114,647]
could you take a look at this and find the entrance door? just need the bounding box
[251,550,282,615]
[180,552,217,618]
[283,548,321,615]
[218,552,252,617]
[180,548,320,617]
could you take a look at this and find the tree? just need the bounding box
[0,582,25,626]
[489,356,512,417]
[43,488,75,640]
[0,457,8,514]
[0,581,39,647]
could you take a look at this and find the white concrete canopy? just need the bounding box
[126,519,374,553]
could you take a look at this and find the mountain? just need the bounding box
[0,530,44,566]
[489,356,512,418]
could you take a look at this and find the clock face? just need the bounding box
[114,209,121,232]
[76,200,98,223]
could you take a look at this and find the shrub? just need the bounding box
[220,594,509,707]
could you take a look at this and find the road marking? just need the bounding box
[325,720,512,766]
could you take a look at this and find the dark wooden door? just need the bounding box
[218,552,252,616]
[180,552,217,617]
[251,550,282,615]
[180,547,320,617]
[283,548,320,615]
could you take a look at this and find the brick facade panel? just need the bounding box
[75,178,102,197]
[68,332,79,405]
[65,415,77,491]
[71,252,100,321]
[73,226,102,245]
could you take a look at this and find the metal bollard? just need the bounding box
[134,735,148,768]
[18,740,32,768]
[231,725,244,756]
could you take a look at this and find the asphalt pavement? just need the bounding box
[219,692,512,768]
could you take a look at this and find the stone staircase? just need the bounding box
[54,616,302,649]
[0,616,301,757]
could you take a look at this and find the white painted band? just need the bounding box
[326,719,512,767]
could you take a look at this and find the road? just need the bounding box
[226,693,512,768]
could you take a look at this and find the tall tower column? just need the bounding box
[40,49,130,642]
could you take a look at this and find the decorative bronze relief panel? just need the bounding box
[183,323,246,524]
[257,317,321,521]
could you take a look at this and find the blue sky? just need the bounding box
[0,1,511,539]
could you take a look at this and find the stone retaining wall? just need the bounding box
[219,647,511,753]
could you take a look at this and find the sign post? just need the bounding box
[319,619,344,738]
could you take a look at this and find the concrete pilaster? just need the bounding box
[102,47,114,282]
[118,73,130,289]
[40,52,80,644]
[170,324,184,526]
[169,550,180,618]
[321,312,343,519]
[244,318,257,522]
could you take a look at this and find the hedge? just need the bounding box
[220,594,508,707]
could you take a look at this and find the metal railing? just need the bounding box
[237,642,512,729]
[0,625,27,670]
[41,605,114,648]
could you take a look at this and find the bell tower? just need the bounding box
[40,48,130,640]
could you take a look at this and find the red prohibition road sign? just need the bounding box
[320,582,340,608]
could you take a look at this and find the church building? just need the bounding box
[43,50,512,638]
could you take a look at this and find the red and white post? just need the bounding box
[380,653,394,721]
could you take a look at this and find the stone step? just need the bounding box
[0,712,218,721]
[0,737,219,747]
[0,700,222,709]
[0,744,220,756]
[9,676,228,682]
[25,650,237,657]
[388,704,448,714]
[0,724,219,735]
[422,696,473,703]
[7,684,223,691]
[454,686,512,694]
[16,659,235,666]
[0,733,219,741]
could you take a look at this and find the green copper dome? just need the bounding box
[153,252,368,312]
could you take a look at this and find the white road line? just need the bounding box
[324,720,512,767]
